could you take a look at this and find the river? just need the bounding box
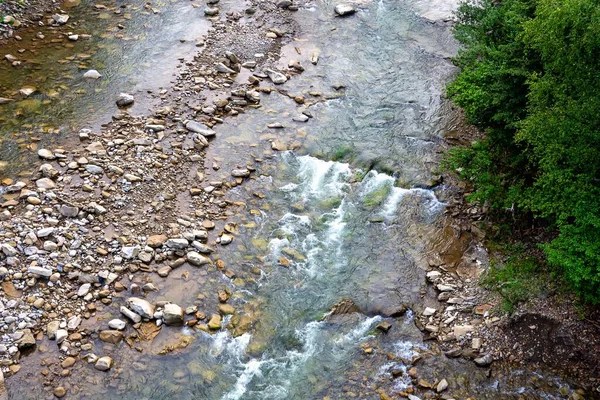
[0,0,586,399]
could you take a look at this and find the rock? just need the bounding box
[165,238,189,249]
[329,298,362,316]
[208,314,222,330]
[120,306,142,323]
[474,353,493,367]
[94,356,113,371]
[266,69,287,84]
[163,304,184,325]
[83,70,101,79]
[16,329,35,349]
[444,347,463,358]
[453,325,474,338]
[185,121,216,137]
[220,234,233,245]
[437,379,448,392]
[277,0,292,8]
[126,297,155,319]
[204,7,219,16]
[423,307,437,316]
[68,316,81,330]
[37,149,55,159]
[123,174,142,182]
[55,329,68,344]
[86,164,103,174]
[54,387,67,398]
[77,283,91,297]
[61,357,76,368]
[186,251,211,266]
[217,304,235,315]
[52,14,70,25]
[1,244,17,257]
[36,178,56,189]
[28,266,52,278]
[334,4,356,16]
[215,62,234,73]
[60,205,79,217]
[231,169,250,178]
[47,321,60,339]
[116,93,134,107]
[376,321,392,333]
[108,319,126,330]
[99,330,123,344]
[121,246,140,259]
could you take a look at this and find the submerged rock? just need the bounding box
[163,304,184,325]
[116,93,134,107]
[83,70,102,79]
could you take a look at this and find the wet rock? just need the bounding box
[220,234,233,245]
[334,4,356,16]
[231,169,250,178]
[37,149,55,159]
[163,304,184,325]
[83,70,101,79]
[94,356,113,371]
[186,251,211,266]
[116,93,134,107]
[208,314,222,330]
[376,321,392,332]
[329,298,362,316]
[185,121,216,137]
[61,357,76,368]
[126,297,155,319]
[99,330,123,344]
[218,304,235,315]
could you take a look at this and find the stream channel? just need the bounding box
[0,0,586,398]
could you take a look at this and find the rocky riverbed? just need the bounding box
[0,0,598,399]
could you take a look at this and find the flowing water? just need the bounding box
[2,0,586,399]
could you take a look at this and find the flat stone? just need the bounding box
[108,319,126,330]
[28,266,52,277]
[185,121,216,137]
[60,205,79,218]
[36,178,55,189]
[165,238,189,249]
[186,251,211,266]
[37,149,55,159]
[61,357,76,368]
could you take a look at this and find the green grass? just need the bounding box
[481,251,544,313]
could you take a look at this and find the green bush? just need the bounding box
[448,0,600,302]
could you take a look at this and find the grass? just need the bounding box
[481,248,545,313]
[332,145,355,162]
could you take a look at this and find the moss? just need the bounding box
[363,184,392,208]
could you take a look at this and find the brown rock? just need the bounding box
[99,330,123,344]
[61,357,76,368]
[147,234,168,248]
[54,387,67,398]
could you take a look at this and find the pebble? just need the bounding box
[83,70,102,79]
[116,93,134,107]
[94,356,113,371]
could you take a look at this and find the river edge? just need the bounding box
[0,0,598,399]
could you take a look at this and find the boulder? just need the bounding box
[126,297,155,319]
[163,303,184,325]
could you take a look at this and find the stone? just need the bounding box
[437,379,448,392]
[121,246,140,259]
[99,330,123,344]
[163,303,184,325]
[37,149,55,159]
[94,356,113,371]
[28,266,52,278]
[147,235,168,248]
[52,14,70,25]
[186,251,211,266]
[120,306,142,323]
[185,121,216,137]
[54,387,67,398]
[204,7,219,16]
[220,234,233,245]
[56,329,68,344]
[208,314,222,330]
[474,353,493,367]
[453,325,474,338]
[126,297,155,319]
[60,205,79,217]
[217,304,235,315]
[334,4,356,16]
[116,93,134,107]
[165,238,189,249]
[423,307,437,316]
[47,321,60,339]
[215,62,234,73]
[17,329,35,349]
[108,319,126,330]
[61,357,76,368]
[231,169,250,178]
[83,70,101,79]
[77,283,91,297]
[86,164,103,174]
[266,69,287,84]
[36,178,56,189]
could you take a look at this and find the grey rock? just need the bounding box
[83,70,101,79]
[334,4,356,16]
[116,93,134,107]
[186,251,211,266]
[266,69,287,84]
[120,306,141,323]
[108,319,126,330]
[165,238,189,250]
[126,297,155,319]
[94,356,113,371]
[185,121,216,137]
[60,205,79,218]
[163,303,184,325]
[37,149,55,159]
[474,353,493,367]
[28,266,52,277]
[231,169,250,178]
[86,164,103,174]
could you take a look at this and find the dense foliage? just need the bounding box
[447,0,600,302]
